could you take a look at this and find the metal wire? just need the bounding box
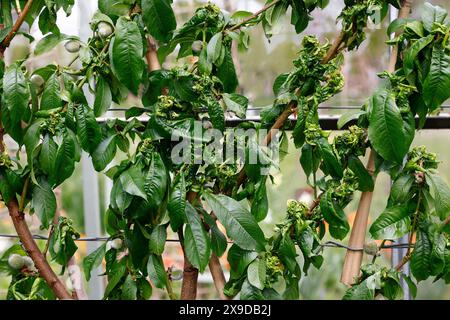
[106,105,450,112]
[0,233,412,251]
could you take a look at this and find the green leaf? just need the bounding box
[92,135,117,172]
[83,243,106,281]
[411,229,432,281]
[104,259,127,297]
[290,0,309,34]
[422,44,450,111]
[167,173,186,232]
[137,277,152,300]
[207,100,225,132]
[207,33,223,63]
[403,275,417,299]
[251,178,269,222]
[98,0,133,18]
[94,76,112,117]
[404,21,425,38]
[240,279,265,300]
[343,279,375,300]
[54,129,79,186]
[198,47,212,75]
[41,73,62,110]
[337,110,366,129]
[426,172,450,220]
[39,134,58,177]
[421,3,447,32]
[217,48,238,93]
[320,191,349,240]
[34,33,67,55]
[149,225,167,255]
[348,156,374,192]
[403,35,434,76]
[369,205,411,240]
[120,165,147,200]
[247,258,266,290]
[430,233,446,276]
[75,105,102,154]
[317,138,343,179]
[110,179,133,214]
[368,89,408,164]
[387,17,414,35]
[184,203,211,272]
[111,17,144,95]
[210,226,227,257]
[31,179,56,229]
[203,193,266,251]
[3,63,28,124]
[144,152,168,208]
[391,174,414,204]
[227,244,258,278]
[146,254,167,289]
[121,275,137,300]
[23,120,43,162]
[141,0,176,43]
[222,93,248,118]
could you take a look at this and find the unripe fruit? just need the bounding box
[8,254,25,270]
[110,238,123,250]
[64,40,81,53]
[191,40,203,54]
[97,22,114,38]
[22,256,35,269]
[30,74,45,91]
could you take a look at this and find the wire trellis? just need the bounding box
[0,233,413,252]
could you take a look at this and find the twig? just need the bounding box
[14,0,22,15]
[228,0,281,32]
[235,25,350,189]
[18,176,30,212]
[0,0,34,54]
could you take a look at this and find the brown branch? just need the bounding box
[322,31,345,65]
[0,4,72,300]
[208,253,230,300]
[0,0,34,54]
[443,215,450,226]
[145,39,202,299]
[340,0,413,286]
[177,226,199,300]
[235,28,347,189]
[7,200,73,299]
[146,36,161,71]
[145,38,228,299]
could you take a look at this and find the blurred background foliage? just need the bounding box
[0,0,449,299]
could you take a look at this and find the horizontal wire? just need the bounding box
[106,105,450,112]
[0,234,412,250]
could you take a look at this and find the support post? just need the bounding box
[81,153,104,299]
